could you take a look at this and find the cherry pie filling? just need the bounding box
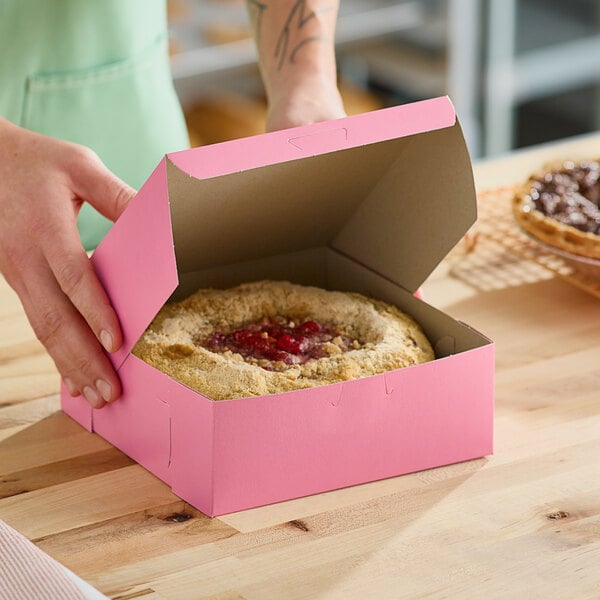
[201,316,359,370]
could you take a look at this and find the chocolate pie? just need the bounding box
[513,159,600,259]
[132,280,434,400]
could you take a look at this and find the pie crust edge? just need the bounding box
[512,159,600,260]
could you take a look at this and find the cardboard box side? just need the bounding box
[90,158,178,366]
[92,354,173,484]
[167,96,456,180]
[210,342,494,515]
[169,377,216,516]
[333,122,477,292]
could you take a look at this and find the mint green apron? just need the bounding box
[0,0,189,249]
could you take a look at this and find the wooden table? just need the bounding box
[1,134,600,600]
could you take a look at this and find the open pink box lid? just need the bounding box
[91,96,475,370]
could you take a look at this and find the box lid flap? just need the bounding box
[164,96,475,292]
[331,119,476,291]
[91,158,178,367]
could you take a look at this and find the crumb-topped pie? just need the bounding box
[132,280,434,400]
[513,159,600,259]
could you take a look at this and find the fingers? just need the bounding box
[40,215,123,355]
[0,126,130,410]
[66,146,136,222]
[17,252,121,408]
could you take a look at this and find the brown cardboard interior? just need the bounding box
[173,246,490,359]
[332,124,476,293]
[166,121,475,294]
[172,247,329,301]
[325,250,490,355]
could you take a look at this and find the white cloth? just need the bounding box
[0,519,108,600]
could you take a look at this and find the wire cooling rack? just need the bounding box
[448,186,600,301]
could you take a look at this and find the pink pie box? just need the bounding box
[61,96,494,517]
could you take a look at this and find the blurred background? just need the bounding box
[168,0,600,159]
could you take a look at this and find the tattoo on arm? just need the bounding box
[274,0,333,71]
[247,0,267,44]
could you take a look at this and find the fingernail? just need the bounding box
[100,329,113,352]
[63,377,78,396]
[83,385,101,407]
[96,379,112,402]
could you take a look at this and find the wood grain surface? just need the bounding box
[1,135,600,600]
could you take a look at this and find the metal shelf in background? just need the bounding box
[170,1,429,81]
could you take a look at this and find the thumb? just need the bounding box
[70,147,137,222]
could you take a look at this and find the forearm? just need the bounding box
[247,0,339,100]
[246,0,344,129]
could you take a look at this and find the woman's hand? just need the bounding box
[0,118,136,408]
